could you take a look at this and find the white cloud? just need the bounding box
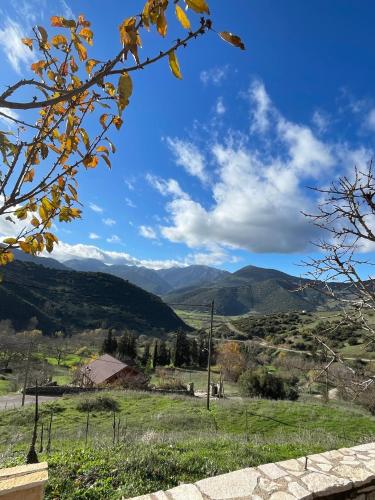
[166,137,207,183]
[200,65,229,86]
[0,108,20,128]
[149,79,368,255]
[0,18,34,74]
[102,217,116,226]
[312,110,330,133]
[125,197,136,208]
[139,225,157,239]
[89,203,103,214]
[248,80,272,133]
[89,232,100,240]
[59,0,74,19]
[215,97,226,115]
[106,234,121,244]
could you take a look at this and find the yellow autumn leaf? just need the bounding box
[23,169,35,183]
[118,73,133,113]
[3,238,17,245]
[86,59,98,75]
[157,11,167,37]
[79,27,94,45]
[175,5,191,30]
[97,145,109,154]
[100,154,111,169]
[37,26,48,43]
[51,34,67,48]
[184,0,210,14]
[100,114,108,129]
[168,51,182,79]
[219,31,245,50]
[75,41,87,61]
[21,38,33,50]
[83,155,98,168]
[113,116,123,130]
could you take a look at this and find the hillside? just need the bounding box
[158,265,229,290]
[163,265,328,315]
[65,258,171,294]
[0,261,188,334]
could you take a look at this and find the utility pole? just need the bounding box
[206,300,214,411]
[22,340,32,407]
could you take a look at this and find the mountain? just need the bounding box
[0,261,188,334]
[64,260,228,295]
[12,248,69,270]
[163,265,328,315]
[65,258,171,294]
[157,265,230,291]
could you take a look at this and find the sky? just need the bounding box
[0,0,375,276]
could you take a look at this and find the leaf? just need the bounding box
[31,60,46,78]
[96,145,109,154]
[70,56,78,72]
[175,5,191,30]
[74,41,87,61]
[100,114,108,129]
[83,155,98,168]
[37,26,48,43]
[3,238,17,245]
[157,11,167,37]
[86,59,98,75]
[68,184,78,200]
[118,73,133,113]
[0,250,14,265]
[113,116,123,130]
[30,217,39,228]
[79,128,90,150]
[101,154,111,169]
[23,169,35,183]
[184,0,210,14]
[21,38,33,50]
[51,34,67,48]
[105,137,116,153]
[79,27,94,45]
[219,32,245,50]
[168,51,182,79]
[51,16,64,27]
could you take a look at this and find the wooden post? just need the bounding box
[46,411,53,455]
[21,341,32,407]
[85,410,90,446]
[26,381,39,464]
[112,411,116,444]
[206,300,214,411]
[39,421,44,453]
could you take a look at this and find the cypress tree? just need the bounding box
[157,340,170,366]
[102,329,117,355]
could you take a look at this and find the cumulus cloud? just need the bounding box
[102,217,116,226]
[89,232,100,240]
[106,234,121,244]
[200,65,229,85]
[89,203,103,214]
[149,79,370,255]
[0,18,34,73]
[139,225,157,239]
[215,97,226,115]
[166,137,208,183]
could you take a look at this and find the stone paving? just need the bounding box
[126,442,375,499]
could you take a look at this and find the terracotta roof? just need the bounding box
[82,354,130,385]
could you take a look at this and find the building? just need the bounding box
[79,354,139,387]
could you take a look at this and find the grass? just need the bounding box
[1,390,375,499]
[0,379,11,396]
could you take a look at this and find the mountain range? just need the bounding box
[0,259,187,334]
[12,252,331,316]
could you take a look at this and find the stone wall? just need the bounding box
[127,442,375,499]
[0,462,48,499]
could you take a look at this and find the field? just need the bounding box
[1,390,375,499]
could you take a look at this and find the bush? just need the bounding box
[77,395,119,413]
[238,369,299,401]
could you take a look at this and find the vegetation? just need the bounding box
[1,391,375,498]
[0,261,188,333]
[239,369,299,401]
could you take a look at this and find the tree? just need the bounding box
[52,330,69,365]
[101,329,117,355]
[152,340,158,369]
[156,340,170,366]
[173,330,190,367]
[117,331,137,360]
[0,3,244,266]
[238,369,299,401]
[198,335,209,368]
[190,338,199,366]
[217,341,246,382]
[302,162,375,400]
[141,341,151,367]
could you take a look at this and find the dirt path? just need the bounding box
[0,394,58,411]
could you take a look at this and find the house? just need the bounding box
[79,354,139,387]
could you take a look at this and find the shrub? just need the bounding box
[76,395,119,413]
[238,369,299,401]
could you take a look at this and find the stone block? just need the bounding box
[257,463,288,480]
[288,481,313,499]
[352,443,375,453]
[333,464,374,487]
[301,471,352,496]
[167,484,203,499]
[196,468,260,499]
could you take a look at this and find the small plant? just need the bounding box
[76,395,119,413]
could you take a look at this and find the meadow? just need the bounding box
[1,390,375,499]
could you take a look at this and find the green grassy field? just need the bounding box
[1,390,375,499]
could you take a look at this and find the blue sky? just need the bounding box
[1,0,375,275]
